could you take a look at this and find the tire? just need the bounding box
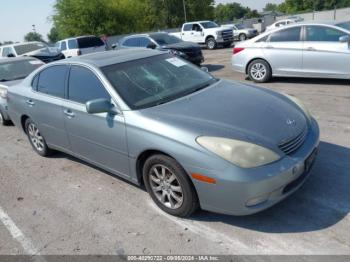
[239,33,247,41]
[25,118,53,157]
[206,37,217,50]
[143,154,199,217]
[0,111,10,126]
[247,59,272,83]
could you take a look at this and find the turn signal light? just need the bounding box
[233,47,245,55]
[191,173,216,184]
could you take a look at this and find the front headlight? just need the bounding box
[216,31,222,36]
[169,49,185,57]
[284,94,312,121]
[196,137,280,168]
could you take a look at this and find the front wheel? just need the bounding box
[206,37,217,50]
[248,59,272,83]
[239,33,247,41]
[25,118,53,157]
[143,154,199,217]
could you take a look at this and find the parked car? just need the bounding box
[116,32,204,65]
[0,57,44,125]
[265,18,299,32]
[232,21,350,83]
[55,35,107,58]
[0,42,64,63]
[8,49,319,217]
[223,23,259,41]
[170,21,234,49]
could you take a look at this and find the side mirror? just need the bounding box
[339,35,350,43]
[146,42,157,49]
[7,53,15,58]
[111,43,117,49]
[86,98,118,114]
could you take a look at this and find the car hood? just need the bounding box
[23,47,61,57]
[161,41,201,52]
[138,80,308,150]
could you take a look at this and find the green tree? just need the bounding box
[24,32,44,42]
[47,27,60,43]
[214,3,249,23]
[263,3,278,12]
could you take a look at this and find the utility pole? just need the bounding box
[183,0,187,22]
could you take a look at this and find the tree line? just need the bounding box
[264,0,350,14]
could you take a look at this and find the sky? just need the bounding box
[0,0,284,43]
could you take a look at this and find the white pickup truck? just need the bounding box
[170,21,234,50]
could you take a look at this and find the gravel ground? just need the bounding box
[0,47,349,256]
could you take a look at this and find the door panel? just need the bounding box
[262,26,303,76]
[62,102,130,177]
[302,26,350,77]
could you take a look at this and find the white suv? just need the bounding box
[56,35,107,58]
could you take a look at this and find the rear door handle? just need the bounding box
[306,47,316,51]
[26,99,35,106]
[64,109,75,118]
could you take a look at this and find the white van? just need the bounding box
[56,35,107,58]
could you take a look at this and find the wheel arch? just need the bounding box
[245,57,272,75]
[20,115,30,133]
[205,35,215,42]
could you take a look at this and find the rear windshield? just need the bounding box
[77,37,105,48]
[151,34,182,45]
[14,43,47,55]
[0,59,44,82]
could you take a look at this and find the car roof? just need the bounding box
[0,57,38,64]
[0,41,44,48]
[56,49,165,68]
[59,35,100,41]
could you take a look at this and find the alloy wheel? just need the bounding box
[250,63,267,81]
[149,164,184,209]
[27,123,45,152]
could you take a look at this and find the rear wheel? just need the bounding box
[143,154,199,217]
[248,59,272,83]
[206,37,217,50]
[25,118,53,157]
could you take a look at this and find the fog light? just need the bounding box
[246,194,270,207]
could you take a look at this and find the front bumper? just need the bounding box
[186,118,320,216]
[216,36,234,44]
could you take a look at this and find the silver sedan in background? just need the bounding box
[232,21,350,82]
[8,49,319,217]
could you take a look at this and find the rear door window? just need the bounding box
[139,37,151,47]
[183,24,192,31]
[68,39,78,49]
[37,65,68,98]
[305,26,345,42]
[123,38,139,47]
[268,27,301,42]
[77,37,104,48]
[68,66,110,104]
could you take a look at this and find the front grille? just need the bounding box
[221,30,233,41]
[278,127,308,155]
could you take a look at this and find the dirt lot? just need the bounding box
[0,48,349,256]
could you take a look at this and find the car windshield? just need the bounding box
[151,34,182,45]
[101,54,216,110]
[235,24,245,29]
[14,43,47,55]
[0,59,43,82]
[200,21,219,29]
[336,21,350,31]
[77,36,104,48]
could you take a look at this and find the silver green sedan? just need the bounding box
[7,49,319,217]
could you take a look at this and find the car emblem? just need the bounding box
[286,119,296,126]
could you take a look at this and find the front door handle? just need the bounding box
[26,99,35,106]
[306,47,316,51]
[64,109,75,118]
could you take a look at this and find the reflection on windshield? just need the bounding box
[235,24,245,29]
[200,22,219,29]
[151,34,182,45]
[0,60,43,81]
[102,54,216,110]
[336,22,350,31]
